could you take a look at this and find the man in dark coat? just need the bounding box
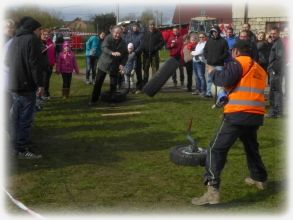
[89,26,128,105]
[6,16,44,159]
[266,27,285,118]
[139,20,164,87]
[125,23,144,92]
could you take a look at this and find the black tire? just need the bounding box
[100,90,127,103]
[170,145,207,167]
[143,57,179,97]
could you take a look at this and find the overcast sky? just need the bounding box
[6,2,176,24]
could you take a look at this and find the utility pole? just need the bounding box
[116,2,120,24]
[244,2,248,23]
[178,4,181,29]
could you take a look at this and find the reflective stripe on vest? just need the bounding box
[228,100,265,107]
[233,86,264,95]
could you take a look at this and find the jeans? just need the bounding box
[268,70,283,115]
[206,65,224,96]
[10,92,36,152]
[193,61,206,93]
[185,61,193,91]
[142,52,160,86]
[86,56,98,82]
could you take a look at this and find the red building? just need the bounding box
[172,3,232,25]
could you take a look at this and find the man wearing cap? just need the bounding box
[191,40,268,205]
[6,16,44,159]
[139,20,164,87]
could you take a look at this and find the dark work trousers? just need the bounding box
[185,60,193,91]
[61,73,72,89]
[90,68,118,102]
[135,54,143,91]
[204,118,267,189]
[171,56,184,85]
[44,66,53,97]
[142,52,160,86]
[268,71,283,115]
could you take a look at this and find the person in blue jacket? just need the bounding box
[85,34,101,84]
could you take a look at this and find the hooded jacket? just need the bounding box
[6,18,43,94]
[204,26,229,66]
[56,42,79,74]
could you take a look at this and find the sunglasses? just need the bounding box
[199,36,205,38]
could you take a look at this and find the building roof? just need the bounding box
[172,4,233,24]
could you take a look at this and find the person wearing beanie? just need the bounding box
[121,42,137,92]
[191,40,267,205]
[6,16,44,159]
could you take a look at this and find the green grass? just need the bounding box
[5,72,287,216]
[74,48,170,71]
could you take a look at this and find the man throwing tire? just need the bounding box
[191,40,268,205]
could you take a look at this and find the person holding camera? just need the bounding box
[191,40,268,205]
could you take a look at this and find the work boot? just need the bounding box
[191,186,220,205]
[245,177,266,190]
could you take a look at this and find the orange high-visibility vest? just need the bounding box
[224,56,267,115]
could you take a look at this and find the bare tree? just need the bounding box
[139,9,155,27]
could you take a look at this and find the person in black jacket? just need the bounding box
[266,27,285,118]
[89,26,128,105]
[204,25,229,97]
[6,16,44,159]
[237,30,259,62]
[125,23,143,92]
[139,20,164,88]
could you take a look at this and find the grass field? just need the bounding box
[5,58,288,217]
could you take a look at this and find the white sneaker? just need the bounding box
[16,150,42,159]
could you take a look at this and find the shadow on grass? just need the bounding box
[9,116,182,176]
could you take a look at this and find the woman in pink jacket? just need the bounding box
[56,41,79,99]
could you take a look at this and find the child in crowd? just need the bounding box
[121,43,136,92]
[56,41,79,99]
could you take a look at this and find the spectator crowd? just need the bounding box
[2,16,288,159]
